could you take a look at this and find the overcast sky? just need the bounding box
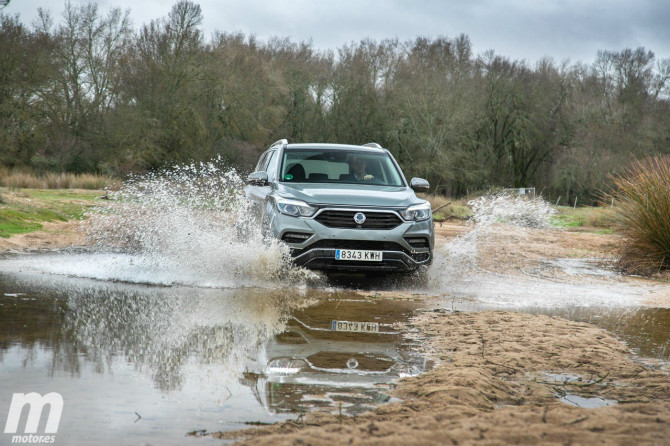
[5,0,670,65]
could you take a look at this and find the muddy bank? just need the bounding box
[212,310,670,445]
[434,221,619,275]
[2,203,670,444]
[0,188,95,252]
[0,220,85,253]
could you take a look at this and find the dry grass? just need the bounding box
[0,167,119,190]
[608,156,670,275]
[552,206,616,229]
[421,194,470,220]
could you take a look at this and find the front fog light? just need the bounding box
[400,203,431,221]
[276,197,316,217]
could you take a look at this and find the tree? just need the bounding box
[117,0,205,168]
[388,36,480,195]
[31,2,130,171]
[0,14,54,168]
[327,39,398,144]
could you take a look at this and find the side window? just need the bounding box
[255,151,269,172]
[261,150,275,172]
[265,150,279,180]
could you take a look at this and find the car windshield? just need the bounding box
[279,148,405,186]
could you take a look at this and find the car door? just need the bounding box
[246,149,277,223]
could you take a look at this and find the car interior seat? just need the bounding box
[308,173,328,181]
[285,163,306,181]
[367,160,383,182]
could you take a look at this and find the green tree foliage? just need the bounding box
[1,1,669,202]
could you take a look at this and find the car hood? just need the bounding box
[276,183,421,208]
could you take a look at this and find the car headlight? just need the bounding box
[275,197,316,217]
[400,202,431,221]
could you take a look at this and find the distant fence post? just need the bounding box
[503,187,536,199]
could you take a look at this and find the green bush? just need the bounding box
[609,156,670,275]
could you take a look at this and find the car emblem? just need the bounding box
[353,212,366,224]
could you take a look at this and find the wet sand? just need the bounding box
[210,222,670,444]
[2,217,669,444]
[0,220,86,253]
[213,310,670,445]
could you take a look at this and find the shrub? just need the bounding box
[0,167,117,190]
[421,194,471,220]
[608,156,670,275]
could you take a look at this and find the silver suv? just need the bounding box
[245,140,434,272]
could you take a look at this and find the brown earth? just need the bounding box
[209,223,670,444]
[212,311,670,445]
[0,188,94,252]
[434,221,619,275]
[0,220,86,253]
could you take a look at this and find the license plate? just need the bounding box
[331,320,380,333]
[335,249,382,261]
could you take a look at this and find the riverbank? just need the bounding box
[207,221,670,444]
[211,310,670,445]
[2,189,669,444]
[0,188,99,250]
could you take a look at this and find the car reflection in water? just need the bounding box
[242,298,431,416]
[0,271,430,442]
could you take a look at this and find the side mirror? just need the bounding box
[247,171,269,186]
[410,177,430,193]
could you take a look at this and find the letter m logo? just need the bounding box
[4,393,63,434]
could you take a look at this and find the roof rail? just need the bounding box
[362,142,382,149]
[270,139,288,149]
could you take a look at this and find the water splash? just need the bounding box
[467,192,556,229]
[429,193,555,282]
[427,193,653,307]
[60,283,311,392]
[76,158,318,288]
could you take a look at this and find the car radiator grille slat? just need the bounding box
[308,239,407,252]
[314,210,402,230]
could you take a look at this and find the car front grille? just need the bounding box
[314,210,402,230]
[289,239,432,270]
[290,238,433,271]
[306,239,408,253]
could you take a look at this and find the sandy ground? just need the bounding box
[208,223,670,444]
[434,221,619,275]
[0,220,86,253]
[212,311,670,445]
[434,221,670,305]
[2,216,670,444]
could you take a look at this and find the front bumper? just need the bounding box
[293,248,429,271]
[270,209,434,272]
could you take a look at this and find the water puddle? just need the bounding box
[437,299,670,360]
[1,180,668,444]
[243,297,428,419]
[559,394,618,409]
[0,273,426,445]
[542,373,617,408]
[542,258,619,278]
